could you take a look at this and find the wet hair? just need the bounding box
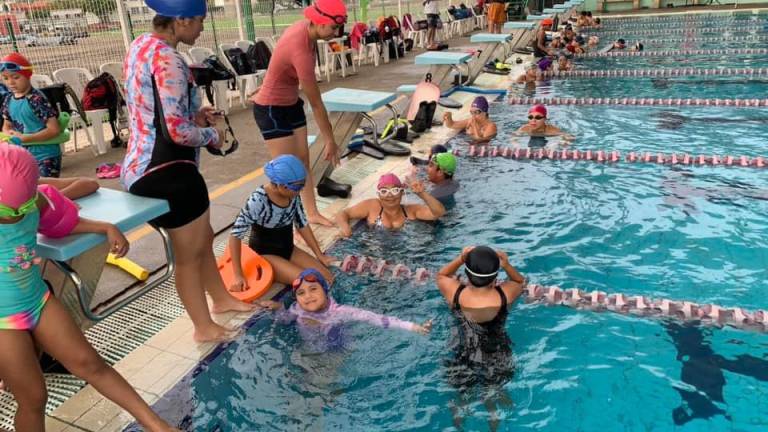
[580,11,587,16]
[152,15,175,30]
[595,18,601,24]
[587,11,592,16]
[464,246,500,287]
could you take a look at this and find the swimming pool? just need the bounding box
[511,75,768,100]
[127,98,768,431]
[576,53,768,70]
[641,36,768,50]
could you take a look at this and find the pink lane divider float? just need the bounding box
[454,147,767,169]
[525,284,768,332]
[338,255,431,284]
[541,67,768,79]
[508,96,768,107]
[580,48,768,58]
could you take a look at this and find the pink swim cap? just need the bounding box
[529,104,548,117]
[37,184,79,238]
[0,143,39,210]
[304,0,347,26]
[377,173,403,189]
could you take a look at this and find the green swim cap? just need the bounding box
[432,152,457,175]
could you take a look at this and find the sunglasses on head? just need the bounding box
[528,115,545,120]
[0,194,37,219]
[315,5,347,26]
[0,62,32,73]
[377,187,404,197]
[292,272,321,290]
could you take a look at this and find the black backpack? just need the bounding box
[247,41,272,71]
[225,47,254,75]
[82,73,124,147]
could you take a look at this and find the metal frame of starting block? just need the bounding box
[414,51,473,92]
[37,188,172,327]
[502,21,537,56]
[468,33,513,84]
[309,88,399,186]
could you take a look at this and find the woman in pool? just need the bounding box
[259,269,431,352]
[335,173,445,238]
[442,96,498,144]
[515,104,574,140]
[228,155,334,290]
[436,246,525,432]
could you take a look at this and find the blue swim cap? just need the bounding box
[264,155,306,185]
[146,0,207,18]
[294,268,329,293]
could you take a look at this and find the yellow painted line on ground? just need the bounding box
[126,167,265,242]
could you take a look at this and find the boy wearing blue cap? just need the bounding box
[228,155,334,290]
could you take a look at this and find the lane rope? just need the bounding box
[577,48,768,58]
[539,67,768,78]
[508,96,768,107]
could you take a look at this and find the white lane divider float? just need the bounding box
[335,255,768,332]
[508,96,768,107]
[585,25,765,36]
[578,48,768,58]
[540,67,768,78]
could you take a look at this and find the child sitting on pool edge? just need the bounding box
[259,269,432,351]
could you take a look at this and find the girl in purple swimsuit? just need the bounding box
[259,269,432,351]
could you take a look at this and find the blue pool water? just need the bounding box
[510,75,768,99]
[641,38,768,50]
[132,98,768,431]
[576,53,768,70]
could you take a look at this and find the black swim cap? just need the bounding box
[464,246,500,287]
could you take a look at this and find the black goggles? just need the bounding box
[315,5,347,25]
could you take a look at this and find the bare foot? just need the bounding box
[211,296,256,314]
[0,379,5,391]
[192,322,240,343]
[308,213,335,227]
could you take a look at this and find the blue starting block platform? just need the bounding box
[470,33,512,43]
[503,21,536,30]
[322,88,397,112]
[414,51,473,65]
[527,14,554,21]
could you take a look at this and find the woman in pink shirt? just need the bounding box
[251,0,347,227]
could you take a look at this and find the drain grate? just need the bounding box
[0,240,229,430]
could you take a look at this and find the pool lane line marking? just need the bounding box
[126,166,265,242]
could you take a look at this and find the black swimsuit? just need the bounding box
[445,284,514,392]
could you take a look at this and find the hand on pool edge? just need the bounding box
[413,319,433,335]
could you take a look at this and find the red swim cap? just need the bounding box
[1,53,33,78]
[529,104,547,118]
[304,0,347,26]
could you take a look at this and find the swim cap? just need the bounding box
[1,53,33,78]
[264,155,306,185]
[0,143,38,210]
[37,184,79,238]
[464,246,500,287]
[541,18,553,26]
[471,96,489,113]
[146,0,207,18]
[529,104,547,117]
[293,268,329,293]
[304,0,348,26]
[432,152,457,175]
[525,62,538,70]
[377,173,403,189]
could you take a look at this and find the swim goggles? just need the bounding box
[292,270,329,292]
[0,194,37,218]
[470,110,484,115]
[377,187,404,197]
[528,115,545,120]
[314,5,347,26]
[279,181,305,192]
[0,62,33,73]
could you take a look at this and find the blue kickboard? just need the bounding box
[414,51,472,65]
[503,21,536,30]
[37,188,169,262]
[396,84,418,93]
[470,33,512,43]
[322,88,397,112]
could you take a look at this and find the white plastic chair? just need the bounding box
[235,39,253,52]
[188,47,230,112]
[357,40,380,67]
[99,62,124,85]
[30,73,53,89]
[52,68,107,155]
[317,39,356,81]
[255,36,276,52]
[219,42,262,108]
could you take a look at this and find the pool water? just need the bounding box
[510,75,768,100]
[131,98,768,431]
[642,38,768,50]
[576,53,768,70]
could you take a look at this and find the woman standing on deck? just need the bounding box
[121,0,253,343]
[251,0,348,227]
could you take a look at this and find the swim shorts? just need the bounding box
[129,163,209,229]
[252,98,308,141]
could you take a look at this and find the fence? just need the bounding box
[0,0,458,77]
